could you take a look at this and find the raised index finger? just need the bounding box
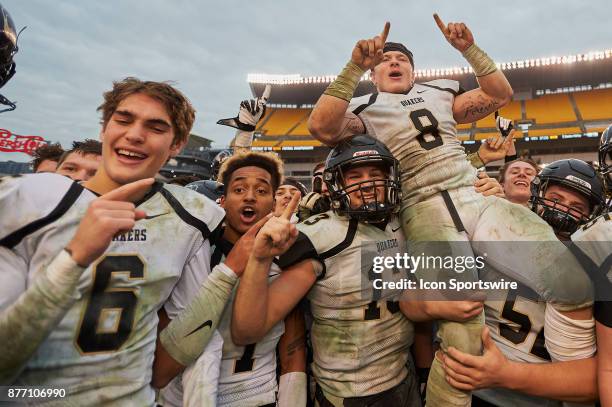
[380,22,390,43]
[281,192,300,220]
[100,178,155,202]
[433,13,448,34]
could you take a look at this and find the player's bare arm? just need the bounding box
[232,194,315,344]
[400,298,484,323]
[596,321,612,405]
[277,307,307,407]
[442,326,598,403]
[0,178,153,384]
[308,22,389,146]
[432,14,513,124]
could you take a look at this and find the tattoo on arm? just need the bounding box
[338,113,366,139]
[462,95,501,120]
[285,334,306,356]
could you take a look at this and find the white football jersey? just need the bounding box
[572,212,612,326]
[349,80,477,207]
[0,173,225,406]
[279,211,414,398]
[215,242,284,407]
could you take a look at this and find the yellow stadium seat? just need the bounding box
[525,94,576,124]
[288,110,313,136]
[498,100,522,120]
[524,127,581,137]
[278,139,323,148]
[258,108,310,136]
[252,139,280,148]
[573,88,612,121]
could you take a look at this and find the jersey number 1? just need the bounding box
[410,109,443,151]
[76,254,144,354]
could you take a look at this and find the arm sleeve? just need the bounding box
[160,262,238,367]
[0,249,85,384]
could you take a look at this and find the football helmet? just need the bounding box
[599,124,611,192]
[186,180,224,202]
[210,149,232,181]
[324,134,401,223]
[530,158,605,237]
[0,3,18,112]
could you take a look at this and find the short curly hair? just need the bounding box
[97,77,195,145]
[218,152,284,193]
[31,142,64,171]
[57,139,102,166]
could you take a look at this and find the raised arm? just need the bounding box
[218,85,271,154]
[231,194,316,344]
[308,23,390,146]
[432,14,513,124]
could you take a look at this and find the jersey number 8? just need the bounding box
[410,109,443,151]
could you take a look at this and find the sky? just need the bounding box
[1,0,610,162]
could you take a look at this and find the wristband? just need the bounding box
[462,44,498,77]
[467,151,485,169]
[323,61,365,102]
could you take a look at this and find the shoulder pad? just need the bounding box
[420,79,461,95]
[159,184,225,241]
[0,173,85,247]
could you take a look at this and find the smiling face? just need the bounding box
[542,184,591,221]
[220,165,275,241]
[370,50,415,94]
[97,93,185,188]
[342,164,387,210]
[502,161,538,205]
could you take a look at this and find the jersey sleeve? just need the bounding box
[0,246,27,310]
[277,212,345,271]
[348,93,376,114]
[0,173,78,244]
[181,330,224,406]
[164,240,213,319]
[420,79,463,96]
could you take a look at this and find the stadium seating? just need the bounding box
[252,89,610,149]
[525,93,576,124]
[573,88,612,121]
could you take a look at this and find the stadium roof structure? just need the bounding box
[247,49,612,106]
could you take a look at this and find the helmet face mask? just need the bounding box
[325,135,401,223]
[530,159,605,238]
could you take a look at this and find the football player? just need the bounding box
[160,152,307,407]
[308,16,593,406]
[441,159,606,406]
[0,78,250,405]
[574,124,612,405]
[233,135,421,406]
[55,139,102,181]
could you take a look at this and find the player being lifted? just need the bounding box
[308,15,593,406]
[232,135,421,406]
[441,158,606,406]
[0,78,251,405]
